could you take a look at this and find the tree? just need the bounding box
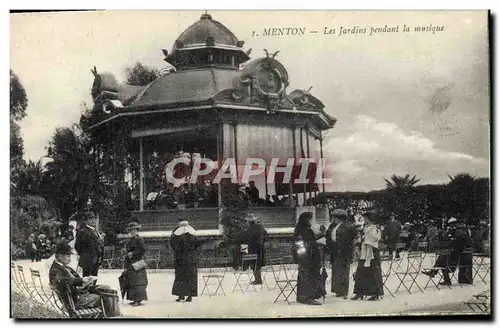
[10,70,28,121]
[10,70,28,192]
[125,62,158,86]
[43,125,104,222]
[10,121,25,192]
[16,159,44,196]
[381,174,423,223]
[384,174,420,189]
[447,173,476,223]
[10,195,58,246]
[219,182,250,244]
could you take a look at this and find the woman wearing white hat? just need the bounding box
[171,220,199,302]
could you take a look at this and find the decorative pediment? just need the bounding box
[288,88,325,111]
[213,51,325,114]
[213,51,294,111]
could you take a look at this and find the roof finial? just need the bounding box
[201,11,212,20]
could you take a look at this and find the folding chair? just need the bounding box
[11,263,22,293]
[379,254,395,298]
[448,247,474,287]
[472,253,490,284]
[232,254,259,293]
[395,242,406,257]
[417,241,429,261]
[16,265,35,297]
[145,245,163,269]
[261,263,277,291]
[379,243,388,257]
[48,284,71,318]
[29,268,51,304]
[201,257,228,297]
[464,289,490,314]
[423,248,453,290]
[271,258,297,304]
[417,241,428,253]
[387,244,406,274]
[393,251,424,295]
[282,256,298,279]
[51,284,105,318]
[263,258,282,291]
[101,246,116,269]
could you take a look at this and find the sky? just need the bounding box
[10,10,490,192]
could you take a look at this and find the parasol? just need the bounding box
[118,271,128,300]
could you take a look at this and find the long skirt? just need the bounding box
[296,267,322,303]
[126,268,148,302]
[172,265,198,297]
[353,249,384,297]
[331,257,350,296]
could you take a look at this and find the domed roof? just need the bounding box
[171,13,241,52]
[131,67,240,107]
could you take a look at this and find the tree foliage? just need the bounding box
[10,70,28,192]
[317,173,490,227]
[384,174,420,189]
[16,159,44,196]
[125,62,158,86]
[10,195,58,245]
[42,125,104,222]
[219,182,250,243]
[10,70,28,121]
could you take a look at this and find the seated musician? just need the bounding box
[49,243,107,310]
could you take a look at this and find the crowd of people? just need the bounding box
[143,180,311,210]
[18,204,488,315]
[232,208,487,306]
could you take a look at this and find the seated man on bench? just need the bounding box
[49,243,106,310]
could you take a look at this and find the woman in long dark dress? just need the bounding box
[351,212,384,301]
[171,221,199,302]
[125,221,148,306]
[294,212,324,306]
[326,209,357,299]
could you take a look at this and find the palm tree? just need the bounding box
[448,173,476,185]
[384,174,421,189]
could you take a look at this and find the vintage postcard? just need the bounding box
[10,10,490,319]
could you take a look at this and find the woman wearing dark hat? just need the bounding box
[124,221,148,306]
[293,212,324,305]
[170,220,200,302]
[326,209,357,299]
[351,211,384,301]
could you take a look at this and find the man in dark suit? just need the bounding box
[326,209,357,298]
[384,213,402,260]
[49,243,102,310]
[422,217,472,285]
[241,215,269,285]
[75,213,104,278]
